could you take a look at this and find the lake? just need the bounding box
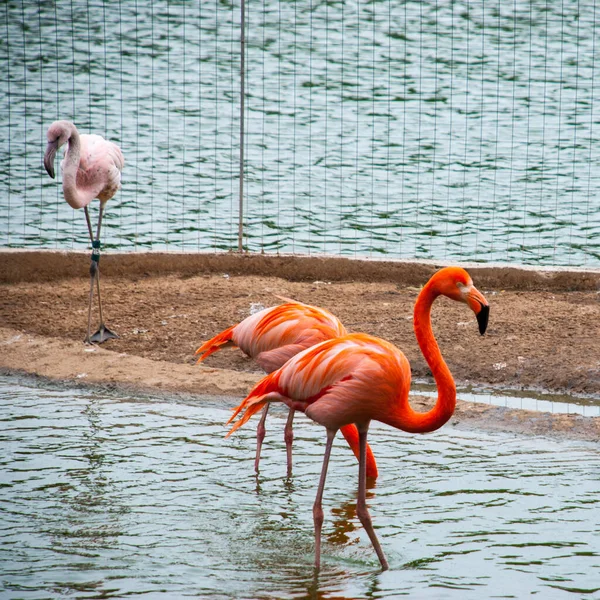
[1,376,599,598]
[1,0,599,267]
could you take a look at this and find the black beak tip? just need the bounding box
[477,304,490,335]
[43,157,55,179]
[44,143,57,179]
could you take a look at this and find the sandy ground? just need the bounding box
[1,251,599,440]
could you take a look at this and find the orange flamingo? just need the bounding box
[196,300,378,478]
[226,267,490,570]
[44,120,124,344]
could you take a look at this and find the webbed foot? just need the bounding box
[87,324,119,344]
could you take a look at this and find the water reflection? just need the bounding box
[1,376,599,599]
[47,399,125,563]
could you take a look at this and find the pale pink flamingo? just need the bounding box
[227,267,490,570]
[196,300,378,478]
[44,120,124,344]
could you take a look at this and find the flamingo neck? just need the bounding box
[61,126,86,209]
[389,281,456,433]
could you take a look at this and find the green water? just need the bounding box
[1,376,599,599]
[1,0,599,266]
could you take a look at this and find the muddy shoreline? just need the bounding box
[2,327,599,442]
[1,251,599,441]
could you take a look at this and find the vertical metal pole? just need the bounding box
[238,0,245,252]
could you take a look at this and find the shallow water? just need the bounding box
[1,376,599,599]
[415,383,600,418]
[1,0,599,266]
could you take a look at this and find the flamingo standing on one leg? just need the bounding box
[196,300,378,478]
[44,120,124,344]
[226,267,490,570]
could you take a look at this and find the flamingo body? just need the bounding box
[45,121,123,209]
[197,301,378,478]
[197,301,347,373]
[44,120,124,344]
[227,267,490,570]
[228,333,411,435]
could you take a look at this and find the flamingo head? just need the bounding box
[44,121,74,179]
[430,266,490,335]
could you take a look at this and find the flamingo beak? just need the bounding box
[467,287,489,335]
[476,304,489,335]
[44,141,57,179]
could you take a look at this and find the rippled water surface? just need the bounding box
[1,0,599,265]
[1,376,599,599]
[416,383,600,418]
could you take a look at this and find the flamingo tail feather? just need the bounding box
[195,325,237,362]
[226,398,270,437]
[226,372,282,437]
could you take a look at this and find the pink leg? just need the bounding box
[254,403,269,473]
[313,428,336,570]
[356,422,389,570]
[284,408,295,477]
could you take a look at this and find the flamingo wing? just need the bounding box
[250,303,347,372]
[71,134,123,203]
[228,333,411,434]
[199,302,347,371]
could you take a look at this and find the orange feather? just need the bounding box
[225,267,490,571]
[197,301,378,478]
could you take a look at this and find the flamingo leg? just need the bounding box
[313,428,336,570]
[284,408,295,477]
[84,260,96,345]
[254,403,269,473]
[84,204,118,344]
[356,422,389,570]
[84,206,97,344]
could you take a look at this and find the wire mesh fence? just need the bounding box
[1,0,598,267]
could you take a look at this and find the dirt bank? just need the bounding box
[0,251,599,439]
[2,253,599,394]
[1,327,599,441]
[0,326,259,397]
[2,249,600,291]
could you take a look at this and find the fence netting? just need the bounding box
[1,0,598,267]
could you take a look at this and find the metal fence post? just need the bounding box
[238,0,245,252]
